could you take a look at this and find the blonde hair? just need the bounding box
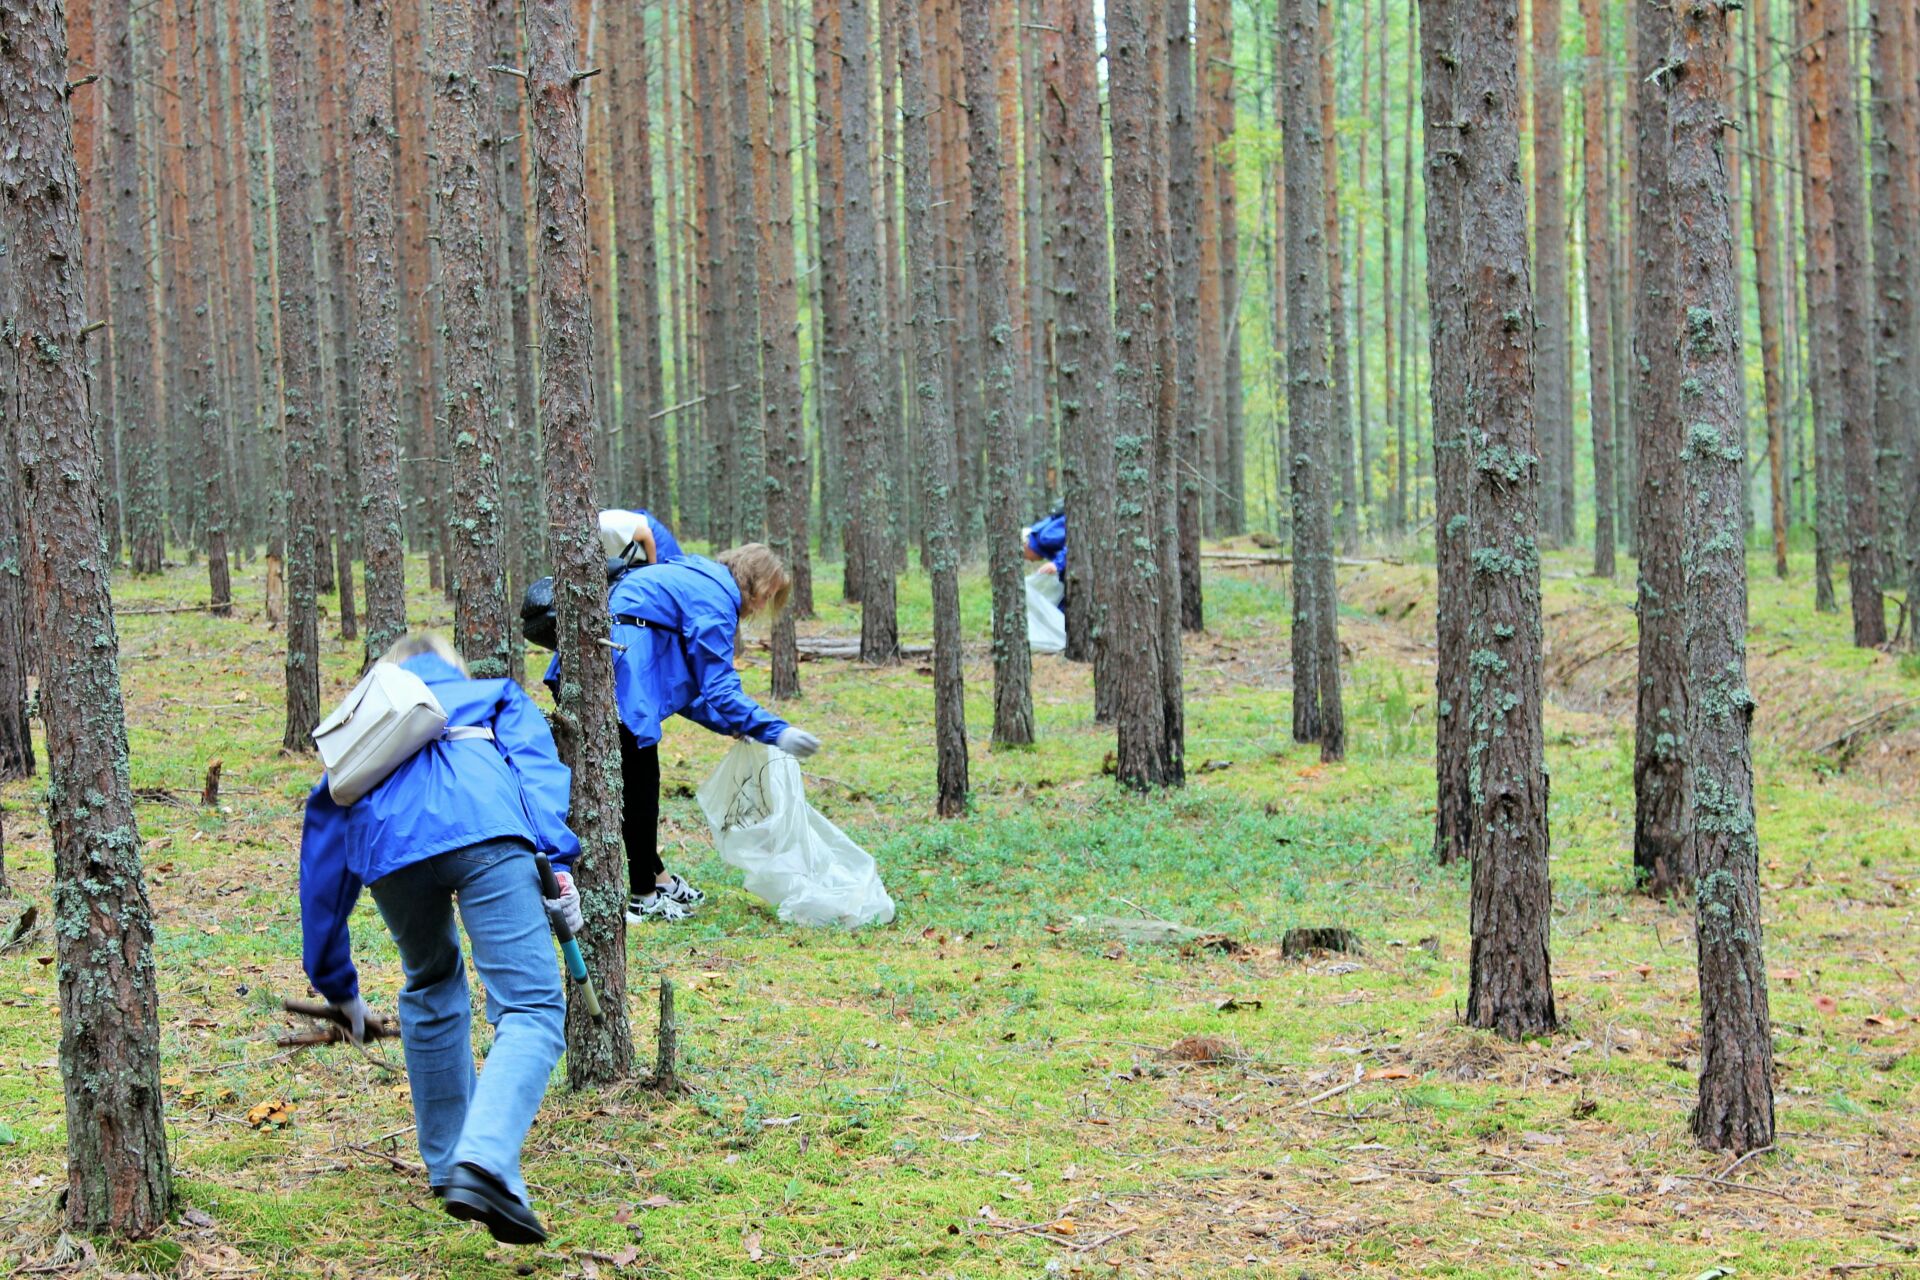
[718,543,792,618]
[378,630,469,675]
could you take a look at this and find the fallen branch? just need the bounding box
[278,998,400,1044]
[1199,551,1403,568]
[1286,1065,1365,1110]
[347,1142,423,1176]
[1805,698,1919,757]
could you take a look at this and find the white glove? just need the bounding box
[329,994,370,1044]
[545,870,584,935]
[776,728,821,759]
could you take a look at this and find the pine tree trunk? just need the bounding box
[481,0,544,600]
[270,0,324,750]
[1193,0,1223,538]
[726,0,766,540]
[1822,0,1884,646]
[1747,0,1791,581]
[1532,0,1573,545]
[812,0,849,591]
[692,0,733,545]
[1456,0,1555,1039]
[1148,2,1186,781]
[959,0,1036,746]
[1207,0,1245,534]
[524,0,636,1087]
[350,0,410,663]
[1106,0,1176,788]
[238,0,285,580]
[1284,0,1346,763]
[1,0,174,1228]
[0,386,32,780]
[1795,0,1842,614]
[1377,0,1397,537]
[1166,0,1206,632]
[1040,0,1116,680]
[1868,0,1914,638]
[105,0,162,574]
[1395,4,1417,537]
[608,0,647,503]
[1420,0,1470,865]
[394,0,444,588]
[171,0,232,613]
[1580,0,1616,579]
[756,0,806,701]
[899,0,970,815]
[312,0,356,639]
[432,0,511,674]
[1662,0,1775,1154]
[840,0,901,661]
[1320,0,1357,553]
[1632,0,1690,895]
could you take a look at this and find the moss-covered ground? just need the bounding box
[2,546,1917,1277]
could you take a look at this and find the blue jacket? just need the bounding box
[1026,512,1067,578]
[547,555,791,750]
[299,654,580,1003]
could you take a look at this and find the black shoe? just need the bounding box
[442,1162,547,1245]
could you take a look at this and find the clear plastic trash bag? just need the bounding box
[696,740,897,929]
[1026,569,1067,655]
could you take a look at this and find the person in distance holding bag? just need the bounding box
[298,632,582,1245]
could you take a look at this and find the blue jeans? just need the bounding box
[368,838,565,1204]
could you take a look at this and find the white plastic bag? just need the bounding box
[1026,569,1067,655]
[697,740,896,928]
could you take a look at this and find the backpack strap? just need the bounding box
[442,726,496,743]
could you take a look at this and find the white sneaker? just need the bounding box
[626,892,694,924]
[655,873,706,907]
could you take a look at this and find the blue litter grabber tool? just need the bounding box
[536,853,604,1020]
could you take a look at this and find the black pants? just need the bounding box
[618,726,662,892]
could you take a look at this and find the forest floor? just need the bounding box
[2,545,1919,1278]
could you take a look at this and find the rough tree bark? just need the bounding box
[1663,0,1775,1155]
[1822,0,1884,647]
[841,0,900,661]
[173,0,231,614]
[349,0,409,663]
[0,0,174,1229]
[1532,0,1573,544]
[1745,0,1791,581]
[481,0,544,605]
[1166,0,1205,632]
[1632,0,1689,895]
[1321,0,1356,552]
[524,0,635,1088]
[1455,0,1556,1040]
[0,420,30,780]
[1580,0,1616,578]
[1794,0,1841,612]
[433,0,511,677]
[756,0,806,702]
[1284,0,1345,762]
[1206,0,1245,534]
[105,0,162,574]
[726,0,767,541]
[1107,0,1176,788]
[959,0,1036,745]
[900,0,970,815]
[1040,0,1116,685]
[1868,0,1915,636]
[270,0,324,750]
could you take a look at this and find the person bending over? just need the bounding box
[551,543,822,923]
[1022,511,1068,580]
[299,632,581,1245]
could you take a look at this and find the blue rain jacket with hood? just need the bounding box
[299,653,581,1003]
[545,555,791,750]
[1026,512,1067,578]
